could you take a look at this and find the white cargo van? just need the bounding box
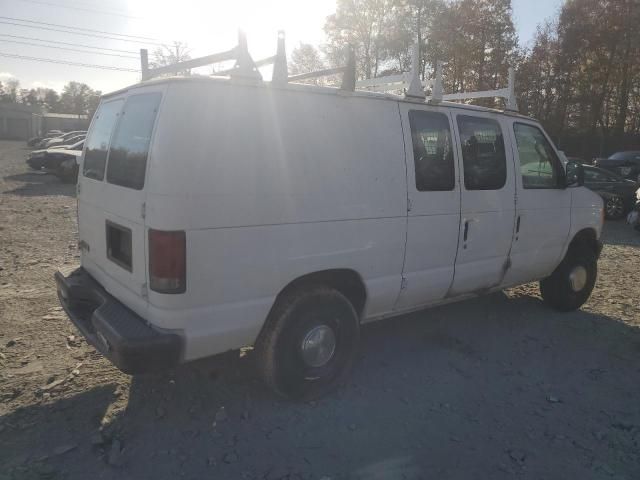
[56,42,604,399]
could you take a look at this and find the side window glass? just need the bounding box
[513,123,562,189]
[584,169,598,182]
[409,110,455,191]
[456,115,506,190]
[106,93,161,190]
[82,100,123,181]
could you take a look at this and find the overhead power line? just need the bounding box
[0,33,139,54]
[0,19,165,46]
[0,38,139,59]
[0,51,140,72]
[0,15,159,41]
[0,16,169,45]
[14,0,143,20]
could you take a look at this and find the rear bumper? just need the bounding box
[55,268,183,374]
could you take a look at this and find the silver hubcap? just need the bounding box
[606,197,623,218]
[300,325,336,368]
[569,265,588,292]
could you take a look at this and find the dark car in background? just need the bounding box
[27,139,84,173]
[594,151,640,182]
[583,165,638,219]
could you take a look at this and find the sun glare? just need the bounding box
[132,0,335,59]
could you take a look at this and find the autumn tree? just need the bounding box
[152,41,192,75]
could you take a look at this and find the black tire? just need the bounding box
[254,285,360,401]
[604,195,625,220]
[539,246,597,312]
[57,164,78,184]
[27,161,43,171]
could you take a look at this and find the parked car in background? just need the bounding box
[26,130,63,147]
[583,165,638,219]
[594,151,640,182]
[27,139,84,172]
[36,130,86,149]
[52,142,84,183]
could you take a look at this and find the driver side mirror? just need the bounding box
[565,161,584,187]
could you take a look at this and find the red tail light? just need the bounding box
[149,229,186,294]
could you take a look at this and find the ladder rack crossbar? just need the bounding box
[143,48,237,80]
[288,66,347,82]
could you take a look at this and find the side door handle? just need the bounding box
[516,215,521,234]
[463,220,469,242]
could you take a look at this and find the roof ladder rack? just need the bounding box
[139,31,357,91]
[286,45,356,91]
[355,39,518,111]
[140,30,262,81]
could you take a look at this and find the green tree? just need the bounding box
[43,89,60,112]
[58,82,100,116]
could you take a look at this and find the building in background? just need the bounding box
[0,103,40,140]
[0,104,89,140]
[37,112,89,135]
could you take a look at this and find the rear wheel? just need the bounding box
[604,195,625,219]
[539,246,597,311]
[255,286,360,401]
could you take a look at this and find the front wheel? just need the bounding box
[254,286,360,401]
[604,195,625,220]
[540,246,597,312]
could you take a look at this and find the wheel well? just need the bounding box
[569,228,599,256]
[274,269,368,318]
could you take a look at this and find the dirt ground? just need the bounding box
[1,139,639,480]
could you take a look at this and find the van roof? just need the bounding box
[102,75,535,120]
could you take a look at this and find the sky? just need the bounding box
[0,0,565,95]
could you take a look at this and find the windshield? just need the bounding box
[609,151,640,160]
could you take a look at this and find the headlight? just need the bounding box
[636,188,640,201]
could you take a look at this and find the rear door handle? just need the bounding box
[516,215,521,234]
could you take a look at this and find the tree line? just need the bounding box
[292,0,639,158]
[0,79,101,118]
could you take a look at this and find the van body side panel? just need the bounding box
[173,219,405,360]
[144,82,407,357]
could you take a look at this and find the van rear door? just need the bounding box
[78,90,163,309]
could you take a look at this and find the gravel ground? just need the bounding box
[1,139,639,480]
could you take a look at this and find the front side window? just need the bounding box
[106,93,161,190]
[409,110,455,191]
[83,99,123,180]
[513,123,563,189]
[457,115,506,190]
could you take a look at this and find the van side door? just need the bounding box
[393,104,461,310]
[448,112,517,295]
[501,120,571,285]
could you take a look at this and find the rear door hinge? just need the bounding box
[407,198,413,213]
[400,277,408,290]
[141,202,146,219]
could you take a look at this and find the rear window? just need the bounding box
[106,93,161,190]
[83,100,123,181]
